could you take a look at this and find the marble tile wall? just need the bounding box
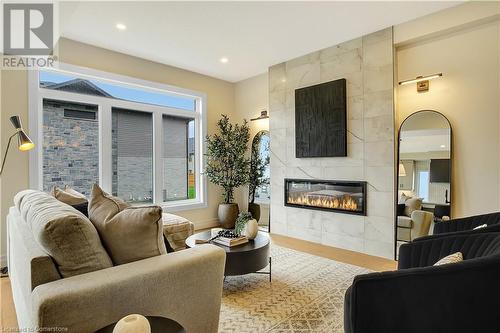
[269,28,395,259]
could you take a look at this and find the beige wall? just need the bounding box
[395,7,500,217]
[233,73,269,216]
[0,38,236,262]
[1,70,30,265]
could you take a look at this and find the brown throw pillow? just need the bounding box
[51,186,88,205]
[88,184,167,265]
[51,186,89,216]
[14,190,113,277]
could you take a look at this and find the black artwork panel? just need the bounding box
[295,78,347,158]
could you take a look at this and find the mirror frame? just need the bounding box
[249,130,270,230]
[394,110,453,259]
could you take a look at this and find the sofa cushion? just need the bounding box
[88,184,167,265]
[404,197,422,217]
[51,186,87,205]
[51,186,89,216]
[162,213,195,252]
[14,190,113,278]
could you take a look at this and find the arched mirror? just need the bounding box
[248,130,270,230]
[396,110,452,248]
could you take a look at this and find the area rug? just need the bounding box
[220,245,370,333]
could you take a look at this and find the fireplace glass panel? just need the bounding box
[285,179,366,215]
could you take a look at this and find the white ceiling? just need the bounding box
[59,1,460,82]
[400,129,451,154]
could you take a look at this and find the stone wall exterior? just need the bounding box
[269,28,395,259]
[42,100,99,196]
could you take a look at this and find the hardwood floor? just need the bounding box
[0,233,396,330]
[270,233,397,272]
[1,277,18,330]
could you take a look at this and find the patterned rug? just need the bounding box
[220,245,370,333]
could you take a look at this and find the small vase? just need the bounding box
[248,203,261,222]
[218,203,239,229]
[243,219,259,240]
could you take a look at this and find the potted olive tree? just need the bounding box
[206,114,250,228]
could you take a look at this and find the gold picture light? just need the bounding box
[398,73,443,92]
[0,116,35,176]
[251,110,269,121]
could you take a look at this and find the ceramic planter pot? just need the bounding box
[248,203,261,222]
[242,218,259,240]
[218,203,239,229]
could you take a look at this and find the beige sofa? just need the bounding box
[7,196,226,333]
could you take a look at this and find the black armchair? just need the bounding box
[344,231,500,333]
[433,211,500,234]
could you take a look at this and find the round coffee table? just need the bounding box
[186,230,271,280]
[95,316,185,333]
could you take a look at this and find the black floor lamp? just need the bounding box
[0,115,35,176]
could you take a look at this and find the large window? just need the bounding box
[31,65,207,211]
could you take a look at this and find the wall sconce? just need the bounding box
[398,73,443,92]
[251,110,269,121]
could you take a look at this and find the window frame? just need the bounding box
[29,63,208,212]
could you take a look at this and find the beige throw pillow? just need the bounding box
[51,186,88,205]
[434,252,463,266]
[88,184,167,265]
[404,197,423,217]
[14,190,113,277]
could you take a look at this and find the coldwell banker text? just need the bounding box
[2,3,56,69]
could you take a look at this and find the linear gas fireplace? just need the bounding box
[284,179,367,216]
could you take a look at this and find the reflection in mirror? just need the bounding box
[396,111,451,250]
[248,130,270,230]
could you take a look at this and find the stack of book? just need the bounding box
[212,236,248,247]
[210,228,249,247]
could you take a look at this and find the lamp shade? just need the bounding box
[18,130,35,151]
[10,115,35,151]
[10,115,22,129]
[398,163,407,177]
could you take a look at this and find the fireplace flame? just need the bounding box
[287,193,359,211]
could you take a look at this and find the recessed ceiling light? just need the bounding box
[116,23,127,31]
[440,144,446,148]
[219,57,229,64]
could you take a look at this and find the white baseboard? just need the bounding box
[194,218,219,231]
